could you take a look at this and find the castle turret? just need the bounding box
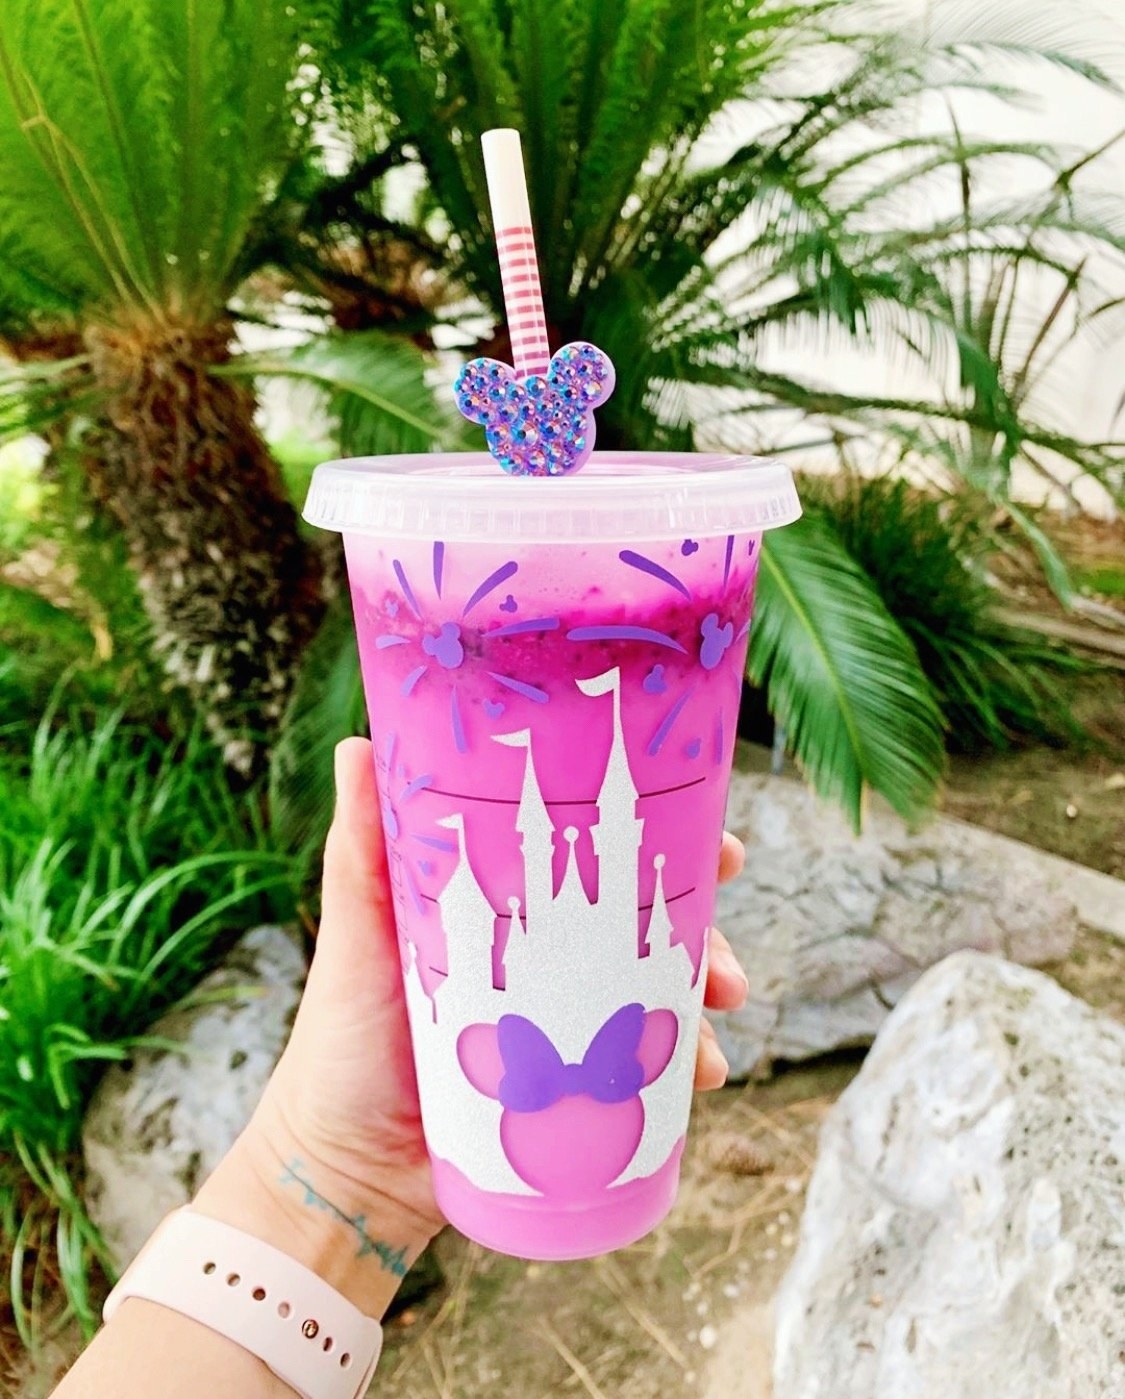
[494,729,555,927]
[577,669,642,953]
[645,854,674,958]
[433,813,498,1020]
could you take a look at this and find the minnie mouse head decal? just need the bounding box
[454,342,616,477]
[456,1003,678,1198]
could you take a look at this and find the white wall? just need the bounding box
[721,1,1125,513]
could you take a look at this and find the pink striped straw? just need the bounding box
[482,129,551,379]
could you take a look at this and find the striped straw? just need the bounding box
[481,129,551,379]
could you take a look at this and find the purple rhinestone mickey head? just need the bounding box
[453,342,616,476]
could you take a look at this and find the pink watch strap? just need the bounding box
[103,1208,383,1399]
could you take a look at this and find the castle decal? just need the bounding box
[402,668,705,1197]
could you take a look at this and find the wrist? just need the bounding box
[193,1102,436,1320]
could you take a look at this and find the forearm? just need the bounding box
[53,1097,436,1398]
[52,1296,297,1399]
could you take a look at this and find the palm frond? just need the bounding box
[0,0,303,324]
[748,511,946,828]
[0,355,95,443]
[217,331,454,456]
[916,0,1122,91]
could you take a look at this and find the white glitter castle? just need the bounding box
[403,668,702,1195]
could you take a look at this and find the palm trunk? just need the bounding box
[84,320,325,772]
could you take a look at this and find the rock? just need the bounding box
[708,771,1081,1077]
[774,952,1125,1399]
[83,926,306,1272]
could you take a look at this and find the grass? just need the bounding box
[810,475,1090,754]
[0,700,297,1342]
[1079,565,1125,600]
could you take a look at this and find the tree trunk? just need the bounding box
[84,320,325,772]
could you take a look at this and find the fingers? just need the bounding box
[704,925,749,1011]
[718,831,745,885]
[317,738,398,963]
[699,918,745,1089]
[694,1017,729,1090]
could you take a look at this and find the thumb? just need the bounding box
[314,738,400,978]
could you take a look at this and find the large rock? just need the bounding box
[708,771,1080,1077]
[774,952,1125,1399]
[83,925,306,1271]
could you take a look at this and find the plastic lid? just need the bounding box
[303,452,800,543]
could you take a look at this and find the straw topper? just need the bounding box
[455,128,616,476]
[454,343,615,477]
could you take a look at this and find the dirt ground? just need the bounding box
[941,668,1125,883]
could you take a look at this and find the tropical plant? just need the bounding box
[0,706,292,1338]
[0,445,171,730]
[808,474,1088,751]
[323,0,1125,483]
[858,120,1125,603]
[263,0,1124,832]
[0,0,455,769]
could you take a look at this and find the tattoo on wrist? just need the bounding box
[279,1159,411,1277]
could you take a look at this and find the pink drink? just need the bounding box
[304,452,799,1259]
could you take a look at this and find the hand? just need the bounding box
[197,738,749,1315]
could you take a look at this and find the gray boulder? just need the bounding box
[83,925,306,1271]
[774,952,1125,1399]
[709,772,1079,1077]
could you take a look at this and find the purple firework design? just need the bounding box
[566,537,758,764]
[373,544,563,753]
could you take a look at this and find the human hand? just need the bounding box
[196,738,749,1316]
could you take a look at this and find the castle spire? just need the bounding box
[576,669,639,813]
[577,669,642,955]
[434,813,496,1012]
[493,728,555,926]
[555,825,589,924]
[645,853,674,958]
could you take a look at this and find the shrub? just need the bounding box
[810,475,1087,752]
[0,707,296,1338]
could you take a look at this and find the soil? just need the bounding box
[939,510,1125,885]
[940,673,1125,883]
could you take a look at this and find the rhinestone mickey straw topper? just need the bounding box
[454,343,615,476]
[454,129,616,477]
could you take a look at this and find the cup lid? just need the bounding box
[303,452,800,543]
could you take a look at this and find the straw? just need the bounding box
[481,128,551,379]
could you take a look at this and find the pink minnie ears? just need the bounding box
[454,342,615,477]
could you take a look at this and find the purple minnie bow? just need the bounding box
[497,1003,645,1113]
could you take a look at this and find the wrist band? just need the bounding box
[103,1208,383,1399]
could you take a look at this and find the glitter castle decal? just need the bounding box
[402,668,705,1198]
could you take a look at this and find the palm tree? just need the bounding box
[0,0,453,768]
[290,0,1121,828]
[0,0,319,765]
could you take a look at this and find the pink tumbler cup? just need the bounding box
[303,451,800,1259]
